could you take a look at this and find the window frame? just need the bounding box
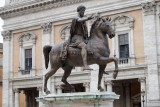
[17,32,36,76]
[111,14,135,65]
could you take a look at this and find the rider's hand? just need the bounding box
[88,14,94,20]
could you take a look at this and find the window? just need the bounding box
[18,32,36,76]
[25,49,32,70]
[111,14,135,65]
[118,33,129,58]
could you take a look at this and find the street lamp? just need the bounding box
[141,89,145,107]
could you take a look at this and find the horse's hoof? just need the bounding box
[113,71,118,79]
[98,86,104,92]
[100,88,104,92]
[46,90,51,95]
[104,71,109,75]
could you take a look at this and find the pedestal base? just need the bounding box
[36,92,119,107]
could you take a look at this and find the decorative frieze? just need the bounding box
[142,1,156,15]
[41,22,52,34]
[1,31,12,41]
[0,0,90,19]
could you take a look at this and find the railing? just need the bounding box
[18,69,30,75]
[119,58,129,65]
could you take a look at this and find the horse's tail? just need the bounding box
[43,45,52,69]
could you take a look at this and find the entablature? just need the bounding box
[0,0,90,19]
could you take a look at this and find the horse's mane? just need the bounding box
[90,18,99,36]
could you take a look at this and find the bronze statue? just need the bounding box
[69,5,93,70]
[43,6,118,94]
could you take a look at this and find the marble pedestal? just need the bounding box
[36,92,119,107]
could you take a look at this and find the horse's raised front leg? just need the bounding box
[99,57,118,79]
[62,66,75,92]
[44,67,58,95]
[98,65,106,92]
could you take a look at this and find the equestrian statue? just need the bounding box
[43,5,118,94]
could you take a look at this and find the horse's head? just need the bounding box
[92,17,115,39]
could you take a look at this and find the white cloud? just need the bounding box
[0,0,5,43]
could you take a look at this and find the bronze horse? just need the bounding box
[43,17,118,94]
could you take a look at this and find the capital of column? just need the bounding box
[55,85,62,89]
[41,22,52,34]
[37,87,42,91]
[14,89,20,93]
[138,77,146,83]
[142,1,156,16]
[83,82,90,88]
[2,30,12,41]
[105,80,113,86]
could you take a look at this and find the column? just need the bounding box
[83,82,90,92]
[142,1,160,104]
[105,80,113,92]
[138,77,146,107]
[41,22,52,94]
[14,89,20,107]
[37,87,43,107]
[24,91,29,107]
[56,85,62,94]
[2,31,12,107]
[125,83,131,107]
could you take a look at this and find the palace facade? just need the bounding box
[0,0,160,107]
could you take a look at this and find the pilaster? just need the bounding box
[142,1,160,103]
[41,22,52,74]
[2,30,12,107]
[14,89,20,107]
[41,22,52,94]
[56,85,62,94]
[83,82,90,92]
[105,80,113,92]
[139,77,146,107]
[37,87,43,107]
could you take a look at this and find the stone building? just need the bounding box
[0,43,3,107]
[0,0,160,107]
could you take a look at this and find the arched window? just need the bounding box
[17,32,37,75]
[111,14,135,65]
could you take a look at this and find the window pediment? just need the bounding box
[18,32,37,46]
[59,24,71,41]
[112,14,134,28]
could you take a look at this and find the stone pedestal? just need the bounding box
[36,92,119,107]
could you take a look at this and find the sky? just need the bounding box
[0,0,5,43]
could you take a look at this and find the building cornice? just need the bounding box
[0,0,90,19]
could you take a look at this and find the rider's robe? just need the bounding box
[69,16,88,46]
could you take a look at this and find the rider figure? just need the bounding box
[69,5,93,70]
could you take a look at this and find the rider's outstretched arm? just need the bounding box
[77,16,93,22]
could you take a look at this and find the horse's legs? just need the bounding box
[62,66,75,92]
[44,67,58,94]
[98,65,106,92]
[99,57,118,79]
